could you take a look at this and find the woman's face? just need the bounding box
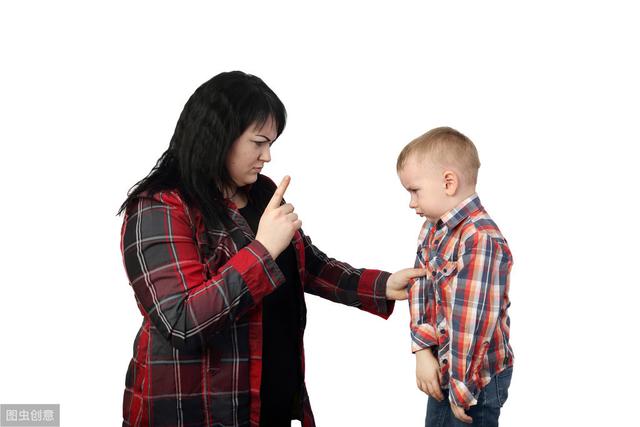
[225,116,278,189]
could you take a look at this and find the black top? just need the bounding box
[238,199,302,426]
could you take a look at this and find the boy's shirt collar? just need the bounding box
[436,192,483,231]
[416,193,484,248]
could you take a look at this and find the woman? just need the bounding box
[117,71,424,427]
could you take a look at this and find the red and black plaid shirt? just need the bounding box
[120,179,393,427]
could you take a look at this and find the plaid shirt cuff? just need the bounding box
[357,270,394,318]
[449,377,479,409]
[231,239,286,303]
[410,324,438,352]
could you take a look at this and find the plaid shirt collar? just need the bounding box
[435,192,483,231]
[417,193,482,249]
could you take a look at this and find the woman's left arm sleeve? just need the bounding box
[300,229,394,319]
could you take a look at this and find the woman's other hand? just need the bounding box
[255,175,302,259]
[386,268,427,300]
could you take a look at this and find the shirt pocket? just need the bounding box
[429,257,458,284]
[427,257,458,311]
[440,260,457,277]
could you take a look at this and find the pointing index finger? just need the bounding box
[267,175,290,210]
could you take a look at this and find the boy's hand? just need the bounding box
[415,349,444,401]
[386,268,427,300]
[450,402,473,424]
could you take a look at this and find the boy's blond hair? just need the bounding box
[396,126,481,186]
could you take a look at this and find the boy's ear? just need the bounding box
[443,170,458,196]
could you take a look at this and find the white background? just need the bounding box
[1,1,639,426]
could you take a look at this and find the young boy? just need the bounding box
[397,127,514,426]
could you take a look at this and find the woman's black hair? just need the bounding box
[116,71,287,229]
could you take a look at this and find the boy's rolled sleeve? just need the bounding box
[409,276,438,351]
[448,233,510,409]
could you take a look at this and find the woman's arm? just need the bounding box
[120,190,285,352]
[299,229,394,319]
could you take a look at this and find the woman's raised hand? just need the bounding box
[255,176,302,259]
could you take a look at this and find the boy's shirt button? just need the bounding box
[442,359,448,364]
[439,328,446,334]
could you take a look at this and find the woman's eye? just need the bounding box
[253,141,274,148]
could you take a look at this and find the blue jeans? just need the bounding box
[425,367,513,427]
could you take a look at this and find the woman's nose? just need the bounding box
[259,145,271,162]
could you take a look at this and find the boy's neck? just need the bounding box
[450,187,477,207]
[434,188,477,225]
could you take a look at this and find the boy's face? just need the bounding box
[397,154,454,223]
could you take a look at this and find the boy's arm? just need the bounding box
[415,346,444,401]
[448,232,512,409]
[409,273,439,351]
[410,268,445,400]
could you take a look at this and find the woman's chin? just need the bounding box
[243,174,259,185]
